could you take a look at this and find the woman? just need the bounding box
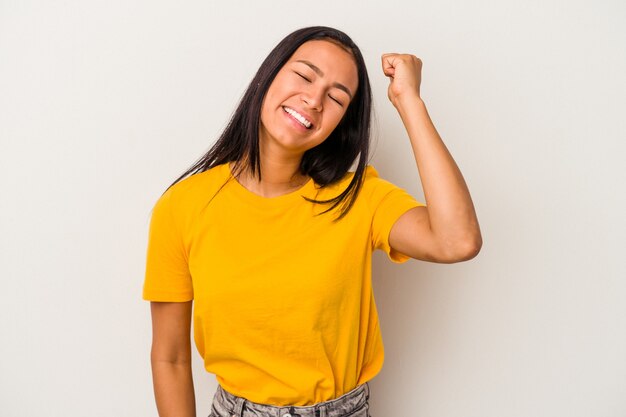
[143,26,481,417]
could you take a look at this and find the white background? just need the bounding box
[1,1,625,416]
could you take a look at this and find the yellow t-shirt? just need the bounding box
[143,163,422,406]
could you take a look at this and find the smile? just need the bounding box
[283,106,313,129]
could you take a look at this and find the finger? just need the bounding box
[382,58,398,79]
[381,53,398,70]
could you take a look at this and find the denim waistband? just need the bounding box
[210,382,370,417]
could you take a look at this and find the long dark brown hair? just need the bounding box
[170,26,372,219]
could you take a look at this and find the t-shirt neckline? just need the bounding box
[225,163,316,206]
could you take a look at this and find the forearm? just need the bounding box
[396,95,481,254]
[151,360,196,417]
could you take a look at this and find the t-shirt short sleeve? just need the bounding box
[367,166,424,263]
[142,188,193,302]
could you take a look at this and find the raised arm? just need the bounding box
[150,301,196,417]
[382,53,482,263]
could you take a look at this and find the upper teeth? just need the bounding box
[284,107,312,128]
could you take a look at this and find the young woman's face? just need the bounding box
[259,40,359,156]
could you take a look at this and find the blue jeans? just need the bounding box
[209,382,371,417]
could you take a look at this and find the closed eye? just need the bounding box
[329,95,344,107]
[294,71,311,82]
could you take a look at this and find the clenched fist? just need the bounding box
[381,53,423,107]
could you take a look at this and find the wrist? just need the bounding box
[393,93,426,119]
[392,92,424,111]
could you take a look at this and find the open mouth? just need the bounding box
[283,106,313,129]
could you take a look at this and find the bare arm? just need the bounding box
[382,54,482,263]
[150,301,196,417]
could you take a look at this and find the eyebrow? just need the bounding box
[295,59,353,100]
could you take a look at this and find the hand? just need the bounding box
[381,53,423,107]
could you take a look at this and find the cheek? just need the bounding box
[324,110,347,133]
[259,102,270,125]
[258,102,276,135]
[261,85,282,115]
[266,73,292,97]
[261,83,289,118]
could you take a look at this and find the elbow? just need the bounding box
[440,231,482,263]
[458,234,482,261]
[151,352,192,367]
[150,342,192,366]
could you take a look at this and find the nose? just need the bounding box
[301,85,324,112]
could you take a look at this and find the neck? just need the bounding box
[232,128,316,197]
[232,152,309,198]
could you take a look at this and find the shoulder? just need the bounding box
[153,163,231,218]
[311,164,407,210]
[359,165,416,208]
[314,165,384,191]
